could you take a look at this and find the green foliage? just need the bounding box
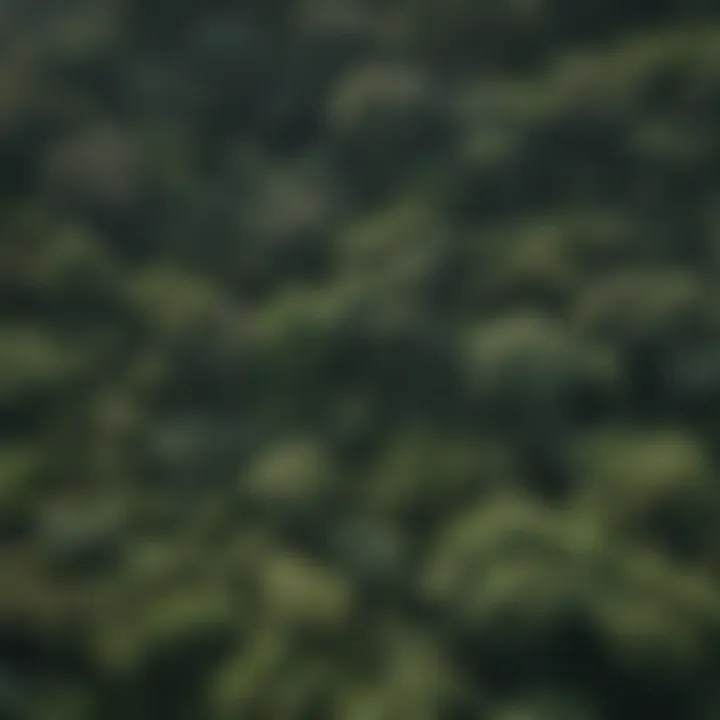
[3,0,720,718]
[578,429,720,558]
[0,445,39,536]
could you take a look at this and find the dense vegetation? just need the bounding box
[2,0,720,717]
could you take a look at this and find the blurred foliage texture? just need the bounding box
[2,0,720,717]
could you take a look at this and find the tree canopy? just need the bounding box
[2,0,720,717]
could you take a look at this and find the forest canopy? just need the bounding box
[2,0,720,718]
